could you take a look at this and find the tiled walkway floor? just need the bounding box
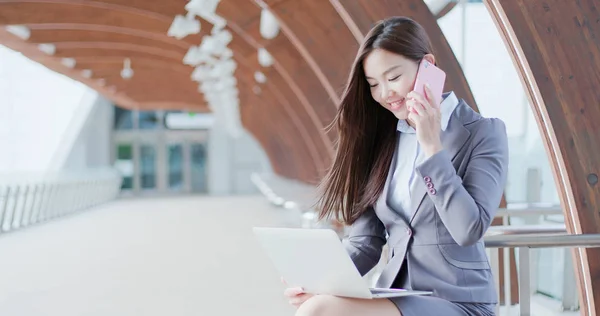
[0,195,581,316]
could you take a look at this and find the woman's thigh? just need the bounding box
[295,295,401,316]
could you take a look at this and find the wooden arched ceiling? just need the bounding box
[485,1,600,314]
[0,0,335,182]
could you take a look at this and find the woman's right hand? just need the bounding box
[282,278,314,308]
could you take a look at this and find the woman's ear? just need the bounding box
[423,54,436,65]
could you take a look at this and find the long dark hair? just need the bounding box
[316,16,435,225]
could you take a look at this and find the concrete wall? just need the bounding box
[0,44,97,173]
[60,95,114,171]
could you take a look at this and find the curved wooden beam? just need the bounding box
[26,23,189,48]
[226,20,337,146]
[98,70,201,102]
[485,1,600,314]
[234,47,324,179]
[216,3,334,178]
[435,2,459,19]
[52,42,183,60]
[237,84,286,175]
[27,27,185,52]
[0,1,171,30]
[227,28,333,173]
[72,57,191,74]
[255,0,352,105]
[239,81,315,180]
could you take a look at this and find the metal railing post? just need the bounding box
[519,247,531,316]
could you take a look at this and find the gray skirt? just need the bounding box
[390,295,496,316]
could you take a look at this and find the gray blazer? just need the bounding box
[343,98,509,304]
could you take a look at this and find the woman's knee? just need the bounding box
[295,295,340,316]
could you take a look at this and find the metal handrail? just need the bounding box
[496,205,562,217]
[484,233,600,316]
[485,224,566,236]
[0,169,122,234]
[485,233,600,248]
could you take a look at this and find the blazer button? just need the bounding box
[426,182,434,189]
[423,176,432,183]
[406,228,412,236]
[429,188,437,195]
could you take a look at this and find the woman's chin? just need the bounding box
[390,107,408,120]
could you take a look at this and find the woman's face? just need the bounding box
[363,49,424,120]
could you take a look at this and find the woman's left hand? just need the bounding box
[406,84,443,158]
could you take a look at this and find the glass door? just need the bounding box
[167,143,185,192]
[113,131,208,196]
[139,143,158,192]
[190,143,208,193]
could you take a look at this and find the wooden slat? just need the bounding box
[485,1,600,314]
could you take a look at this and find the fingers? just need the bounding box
[284,287,305,297]
[407,91,432,112]
[283,286,313,309]
[289,293,312,307]
[406,98,426,116]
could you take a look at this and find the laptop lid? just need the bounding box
[252,227,374,299]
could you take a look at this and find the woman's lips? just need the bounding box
[389,97,406,111]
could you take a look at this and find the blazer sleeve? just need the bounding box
[415,118,509,246]
[342,206,387,276]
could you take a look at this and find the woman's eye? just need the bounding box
[389,75,401,81]
[369,83,378,88]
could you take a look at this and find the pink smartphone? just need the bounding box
[412,59,446,105]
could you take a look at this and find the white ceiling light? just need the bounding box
[213,29,232,47]
[210,16,228,34]
[61,58,76,68]
[214,76,237,91]
[191,65,212,82]
[5,25,30,40]
[209,59,236,78]
[81,69,93,78]
[38,43,56,55]
[167,14,201,39]
[220,48,233,60]
[185,0,227,30]
[257,48,274,67]
[183,45,217,66]
[185,0,221,16]
[120,58,134,80]
[205,14,227,30]
[254,71,266,84]
[178,0,243,139]
[260,8,279,39]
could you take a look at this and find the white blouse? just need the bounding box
[386,92,459,220]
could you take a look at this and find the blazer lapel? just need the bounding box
[408,113,471,224]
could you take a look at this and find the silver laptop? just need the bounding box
[253,227,432,299]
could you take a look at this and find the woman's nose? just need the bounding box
[381,85,393,100]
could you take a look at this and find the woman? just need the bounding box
[284,16,508,316]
